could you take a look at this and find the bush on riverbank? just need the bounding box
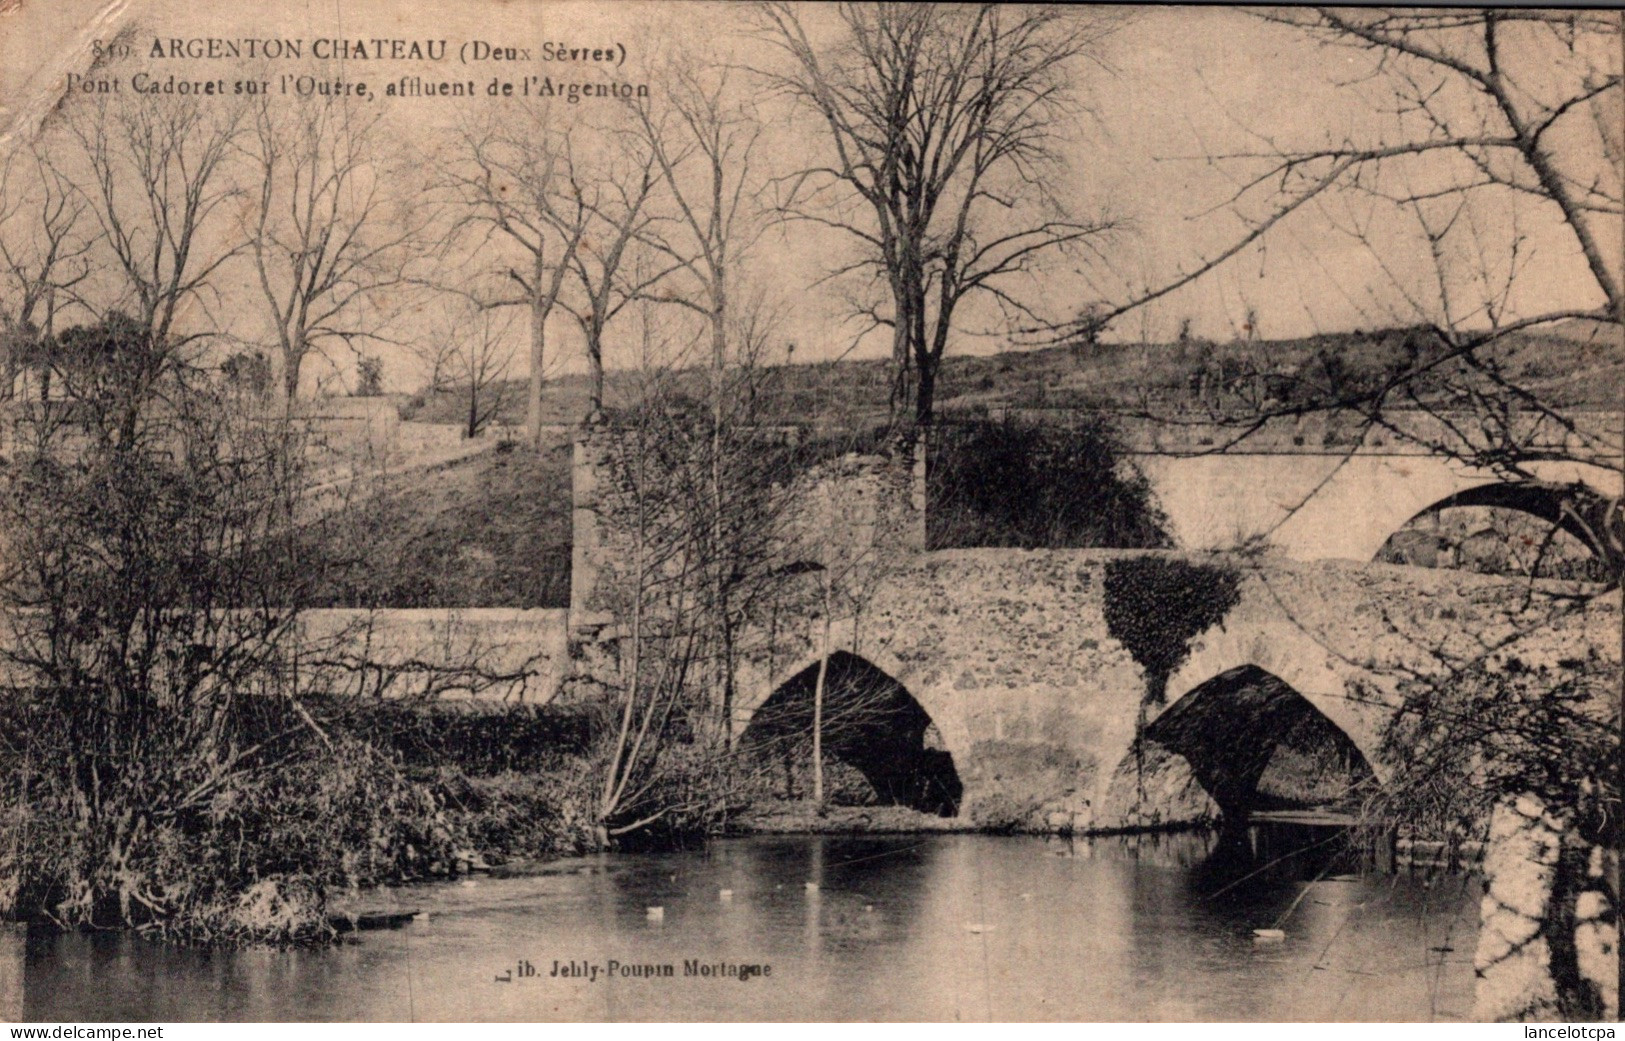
[318,696,596,773]
[0,693,603,944]
[732,800,972,835]
[320,697,603,865]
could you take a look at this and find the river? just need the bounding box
[15,828,1479,1022]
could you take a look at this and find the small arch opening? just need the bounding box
[1102,665,1378,831]
[740,652,962,816]
[1375,484,1612,582]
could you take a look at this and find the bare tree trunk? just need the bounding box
[1,323,17,403]
[268,348,289,413]
[711,305,730,744]
[889,292,912,423]
[596,441,651,849]
[811,572,831,809]
[527,246,546,447]
[588,323,604,417]
[719,617,736,750]
[914,351,937,429]
[280,339,303,408]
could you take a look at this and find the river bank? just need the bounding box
[4,685,1479,946]
[729,801,976,834]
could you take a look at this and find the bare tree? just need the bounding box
[26,93,245,461]
[244,85,427,407]
[0,143,93,399]
[754,2,1122,425]
[626,55,782,740]
[579,305,842,843]
[54,94,243,359]
[560,131,670,417]
[1054,10,1621,567]
[0,311,320,937]
[404,328,457,400]
[440,300,519,439]
[441,106,588,445]
[628,56,771,382]
[1064,10,1619,348]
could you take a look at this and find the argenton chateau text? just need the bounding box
[138,38,629,64]
[146,38,449,60]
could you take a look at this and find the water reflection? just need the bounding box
[19,829,1479,1022]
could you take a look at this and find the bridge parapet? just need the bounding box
[0,607,569,702]
[960,406,1621,459]
[1130,428,1621,559]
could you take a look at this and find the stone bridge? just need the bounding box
[1136,449,1618,562]
[570,416,1620,831]
[727,549,1618,831]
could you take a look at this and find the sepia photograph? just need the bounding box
[0,0,1618,1025]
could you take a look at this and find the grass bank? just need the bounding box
[298,442,572,609]
[0,694,603,945]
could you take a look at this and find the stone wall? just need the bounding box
[1137,452,1621,560]
[567,425,613,630]
[775,436,926,569]
[294,608,569,701]
[0,608,571,703]
[292,398,402,465]
[988,407,1618,458]
[568,421,925,633]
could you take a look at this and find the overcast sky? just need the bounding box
[2,2,1613,390]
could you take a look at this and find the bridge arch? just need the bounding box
[737,650,964,816]
[1270,458,1621,564]
[1374,480,1619,577]
[1101,664,1379,829]
[1164,620,1390,780]
[1145,452,1624,563]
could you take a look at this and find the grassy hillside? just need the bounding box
[402,322,1623,430]
[301,442,573,609]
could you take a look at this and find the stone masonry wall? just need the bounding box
[0,608,571,703]
[568,420,925,635]
[294,608,568,702]
[733,550,1620,832]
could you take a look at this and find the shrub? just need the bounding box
[0,694,605,943]
[431,768,597,862]
[928,415,1171,549]
[0,702,449,944]
[319,697,596,774]
[964,790,1045,833]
